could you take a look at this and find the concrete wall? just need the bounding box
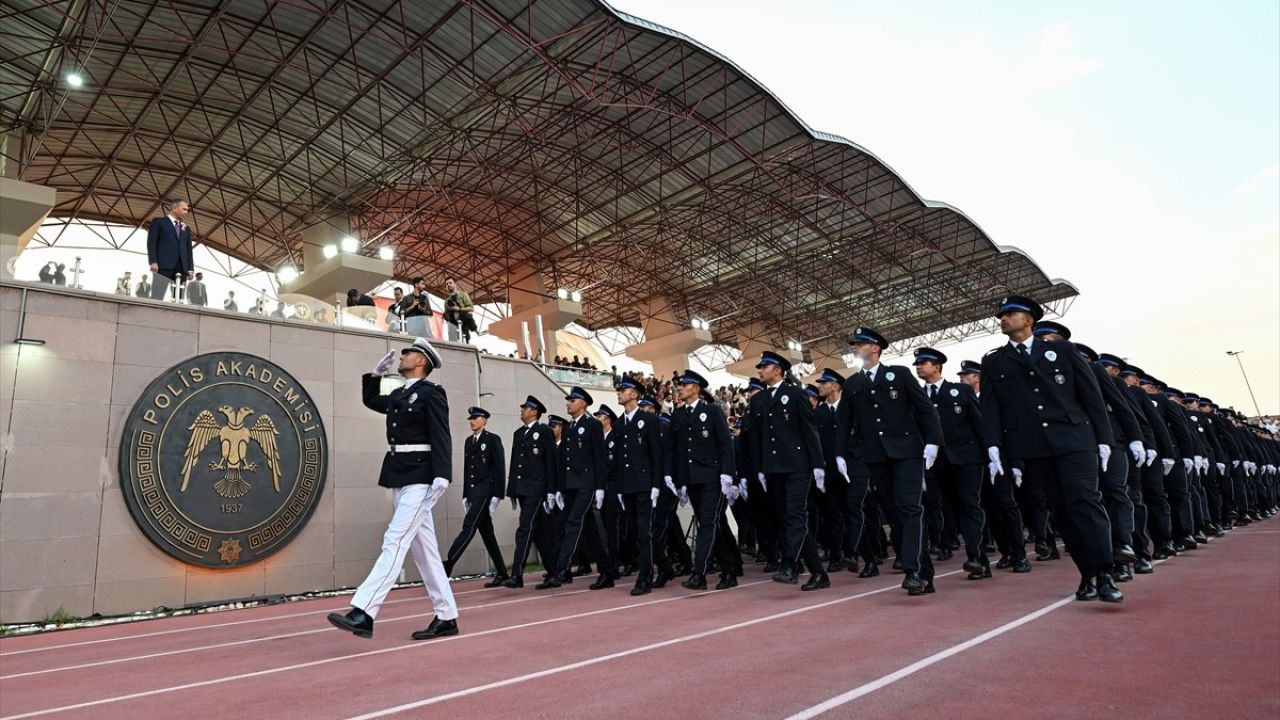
[0,282,568,623]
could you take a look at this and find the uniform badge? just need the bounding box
[1190,416,1198,423]
[1054,373,1066,385]
[953,405,962,415]
[578,426,585,435]
[1045,350,1057,361]
[886,372,896,381]
[889,389,899,400]
[638,419,645,429]
[408,392,418,403]
[699,412,707,422]
[701,429,710,438]
[949,388,959,397]
[781,395,789,405]
[481,443,486,450]
[532,432,539,440]
[608,440,614,448]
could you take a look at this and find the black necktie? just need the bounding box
[1018,344,1030,360]
[864,370,873,382]
[928,385,937,401]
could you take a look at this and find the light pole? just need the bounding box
[1225,351,1262,417]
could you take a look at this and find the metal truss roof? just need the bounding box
[2,0,1077,352]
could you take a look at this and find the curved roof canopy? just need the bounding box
[1,0,1076,350]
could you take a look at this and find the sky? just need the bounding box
[608,0,1280,415]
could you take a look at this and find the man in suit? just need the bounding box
[146,197,194,301]
[328,337,458,640]
[914,347,995,580]
[537,387,607,589]
[186,272,208,306]
[667,370,740,590]
[980,296,1122,603]
[614,379,664,595]
[442,407,508,587]
[835,330,942,595]
[502,396,558,588]
[749,351,829,591]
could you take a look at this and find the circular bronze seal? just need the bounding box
[119,352,328,568]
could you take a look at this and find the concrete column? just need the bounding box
[625,295,711,378]
[487,265,583,347]
[0,175,56,280]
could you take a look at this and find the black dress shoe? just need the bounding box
[995,555,1012,570]
[1035,541,1052,560]
[411,616,459,640]
[858,563,880,578]
[1213,524,1226,538]
[826,557,846,573]
[846,560,860,574]
[801,572,830,591]
[936,548,953,562]
[902,573,927,595]
[1192,531,1209,545]
[891,557,904,571]
[1075,578,1098,601]
[327,608,374,638]
[534,575,564,590]
[572,565,593,577]
[501,576,524,589]
[589,575,615,590]
[772,567,799,584]
[1134,558,1154,574]
[962,557,985,575]
[1096,574,1124,603]
[1151,548,1171,560]
[653,567,676,589]
[763,561,780,573]
[715,574,738,590]
[617,564,636,577]
[1114,565,1133,582]
[982,541,998,554]
[1048,546,1061,560]
[630,580,651,596]
[967,565,992,580]
[483,575,509,588]
[1012,558,1032,574]
[682,573,708,590]
[1113,544,1138,565]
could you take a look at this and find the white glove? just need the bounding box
[545,493,555,512]
[617,493,625,510]
[1216,462,1226,475]
[1182,458,1193,473]
[429,477,449,502]
[678,486,689,507]
[1162,459,1175,476]
[371,349,397,376]
[1194,456,1206,472]
[720,474,734,496]
[1268,464,1277,475]
[594,489,604,510]
[758,473,767,493]
[510,497,517,511]
[923,444,939,470]
[650,487,660,507]
[1098,444,1111,472]
[987,447,1004,481]
[814,468,826,493]
[489,497,500,513]
[664,476,677,495]
[836,456,850,481]
[1129,441,1145,466]
[1145,449,1157,466]
[554,491,565,510]
[1011,467,1023,488]
[462,498,471,514]
[1232,460,1240,468]
[738,479,749,500]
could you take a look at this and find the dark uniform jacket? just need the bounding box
[613,409,664,494]
[814,400,842,472]
[1091,364,1143,447]
[835,366,944,463]
[748,382,824,475]
[667,400,735,485]
[558,414,607,492]
[1151,392,1195,459]
[507,422,557,498]
[361,374,452,488]
[926,380,984,466]
[463,430,505,500]
[979,339,1111,460]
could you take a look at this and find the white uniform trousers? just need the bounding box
[351,484,458,620]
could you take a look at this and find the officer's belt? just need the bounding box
[389,444,431,453]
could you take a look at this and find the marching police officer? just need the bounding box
[538,387,607,588]
[329,337,459,640]
[667,370,739,590]
[614,380,664,595]
[980,296,1122,603]
[814,368,857,574]
[442,407,508,587]
[502,396,558,588]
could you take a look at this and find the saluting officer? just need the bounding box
[980,296,1122,603]
[442,407,508,587]
[748,350,829,591]
[913,347,991,580]
[835,329,943,596]
[667,370,740,590]
[502,396,557,588]
[538,387,607,588]
[614,380,665,595]
[328,337,458,640]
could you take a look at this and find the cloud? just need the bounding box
[1235,162,1280,195]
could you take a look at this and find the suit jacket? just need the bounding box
[613,408,664,494]
[979,339,1112,460]
[558,414,607,492]
[146,215,193,273]
[835,366,944,463]
[462,430,505,499]
[748,382,824,475]
[361,374,452,488]
[507,422,556,497]
[927,380,984,466]
[667,400,735,485]
[186,280,207,306]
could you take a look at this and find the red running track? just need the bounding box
[1,523,1277,720]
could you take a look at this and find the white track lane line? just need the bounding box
[0,580,774,720]
[338,570,967,720]
[0,583,503,657]
[0,590,585,681]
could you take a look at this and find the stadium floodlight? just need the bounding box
[692,318,711,331]
[557,287,569,300]
[322,244,338,259]
[340,236,359,253]
[570,290,582,303]
[277,265,299,283]
[378,246,395,261]
[787,339,802,352]
[65,72,84,88]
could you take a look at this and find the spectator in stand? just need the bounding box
[135,274,151,298]
[187,272,208,306]
[223,290,238,312]
[270,301,286,318]
[346,288,375,307]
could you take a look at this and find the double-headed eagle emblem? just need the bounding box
[180,405,282,498]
